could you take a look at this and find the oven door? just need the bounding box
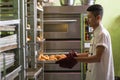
[44,14,82,53]
[44,18,81,39]
[44,72,81,80]
[44,40,81,52]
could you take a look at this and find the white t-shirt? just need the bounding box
[86,24,114,80]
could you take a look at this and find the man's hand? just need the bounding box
[55,50,78,69]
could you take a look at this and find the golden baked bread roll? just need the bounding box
[38,54,49,60]
[39,58,46,61]
[43,55,49,60]
[27,37,30,41]
[49,55,57,61]
[49,55,55,59]
[60,54,66,58]
[37,37,41,41]
[49,57,57,61]
[55,54,66,60]
[38,54,67,61]
[55,54,62,59]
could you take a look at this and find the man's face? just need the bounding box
[87,12,98,28]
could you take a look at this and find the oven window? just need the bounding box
[44,24,68,32]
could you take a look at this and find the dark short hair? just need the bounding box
[87,4,103,18]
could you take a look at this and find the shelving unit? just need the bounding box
[80,14,93,80]
[0,20,21,80]
[84,15,93,41]
[83,14,93,52]
[25,0,44,80]
[0,0,23,80]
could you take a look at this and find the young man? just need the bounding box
[74,4,114,80]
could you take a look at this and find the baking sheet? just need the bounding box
[37,52,68,64]
[37,60,56,64]
[0,53,15,71]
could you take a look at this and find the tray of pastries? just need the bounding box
[37,53,67,63]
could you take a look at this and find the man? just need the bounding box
[74,4,114,80]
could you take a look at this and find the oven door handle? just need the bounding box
[44,19,77,23]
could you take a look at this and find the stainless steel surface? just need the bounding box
[43,6,88,14]
[2,66,21,80]
[27,67,43,80]
[80,0,95,5]
[43,62,81,80]
[44,63,81,71]
[45,72,81,80]
[26,0,44,69]
[44,6,84,53]
[44,19,77,23]
[0,19,20,26]
[44,40,81,52]
[60,0,75,6]
[44,14,81,39]
[43,7,86,80]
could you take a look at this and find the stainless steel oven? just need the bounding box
[44,62,81,80]
[44,6,84,52]
[44,15,80,39]
[43,6,87,80]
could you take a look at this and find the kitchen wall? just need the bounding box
[52,0,120,77]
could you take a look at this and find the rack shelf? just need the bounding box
[25,0,44,80]
[25,0,44,67]
[26,67,43,79]
[0,34,17,52]
[2,66,21,80]
[0,19,20,26]
[0,53,15,71]
[0,2,13,5]
[0,0,22,80]
[0,43,17,53]
[37,7,43,12]
[0,61,14,72]
[0,26,16,31]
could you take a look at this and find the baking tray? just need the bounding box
[0,60,14,71]
[2,66,21,80]
[37,60,56,64]
[37,52,69,64]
